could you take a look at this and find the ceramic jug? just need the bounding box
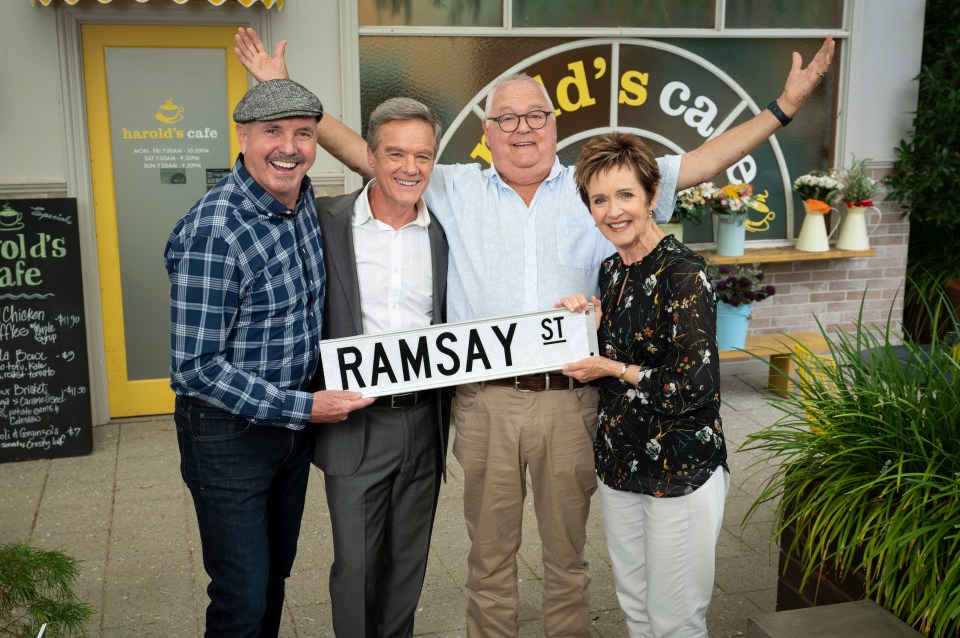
[795,200,837,252]
[836,205,880,251]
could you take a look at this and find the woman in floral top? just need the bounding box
[557,132,728,637]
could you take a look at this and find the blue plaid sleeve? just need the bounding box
[166,226,314,428]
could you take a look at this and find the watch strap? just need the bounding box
[767,100,793,127]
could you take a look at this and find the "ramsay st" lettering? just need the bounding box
[336,324,517,389]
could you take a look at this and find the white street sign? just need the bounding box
[319,307,598,397]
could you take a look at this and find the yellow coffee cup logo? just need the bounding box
[155,98,184,124]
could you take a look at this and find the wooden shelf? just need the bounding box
[699,246,876,265]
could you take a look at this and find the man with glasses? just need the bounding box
[235,29,834,636]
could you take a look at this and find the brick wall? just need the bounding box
[749,193,909,338]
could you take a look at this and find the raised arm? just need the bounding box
[234,27,373,179]
[315,115,373,178]
[677,35,836,190]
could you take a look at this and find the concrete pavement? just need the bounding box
[0,368,784,637]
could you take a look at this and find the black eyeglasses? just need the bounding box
[486,109,553,133]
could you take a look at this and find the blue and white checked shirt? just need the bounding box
[423,156,680,323]
[164,157,325,429]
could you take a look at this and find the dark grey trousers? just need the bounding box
[323,399,441,638]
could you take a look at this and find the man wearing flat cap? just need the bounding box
[165,78,373,638]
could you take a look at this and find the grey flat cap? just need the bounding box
[233,79,324,123]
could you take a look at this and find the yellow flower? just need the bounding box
[720,183,752,200]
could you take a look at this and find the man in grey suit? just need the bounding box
[311,97,450,637]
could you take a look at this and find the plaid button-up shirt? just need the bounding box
[164,157,325,429]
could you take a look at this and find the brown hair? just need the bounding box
[573,131,660,209]
[367,97,442,152]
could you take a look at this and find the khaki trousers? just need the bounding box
[452,382,600,637]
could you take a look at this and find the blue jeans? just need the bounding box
[175,397,312,638]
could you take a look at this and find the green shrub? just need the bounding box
[0,542,94,638]
[886,0,960,230]
[886,0,960,341]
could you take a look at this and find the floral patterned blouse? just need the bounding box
[594,235,727,497]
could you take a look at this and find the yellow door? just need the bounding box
[82,25,246,417]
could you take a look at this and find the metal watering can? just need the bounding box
[836,202,880,251]
[795,199,837,252]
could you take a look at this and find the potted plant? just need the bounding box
[839,156,878,207]
[706,262,775,349]
[663,183,709,242]
[835,157,881,251]
[742,299,960,636]
[0,541,94,637]
[706,182,755,256]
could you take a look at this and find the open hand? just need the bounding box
[780,35,835,114]
[234,27,290,83]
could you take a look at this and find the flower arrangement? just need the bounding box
[670,182,757,223]
[706,182,756,221]
[839,157,878,207]
[792,169,842,204]
[683,182,753,221]
[670,183,713,224]
[707,262,776,307]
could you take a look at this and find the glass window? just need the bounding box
[513,0,714,29]
[725,0,844,29]
[359,35,569,132]
[359,0,502,27]
[359,35,840,244]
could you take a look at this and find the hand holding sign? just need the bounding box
[561,355,619,385]
[555,293,602,330]
[554,294,613,384]
[309,390,375,423]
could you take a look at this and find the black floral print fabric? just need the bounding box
[594,235,727,497]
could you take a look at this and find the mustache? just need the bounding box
[268,152,305,164]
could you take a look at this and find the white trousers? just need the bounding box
[597,469,730,638]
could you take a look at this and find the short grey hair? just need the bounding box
[366,97,442,152]
[484,73,555,117]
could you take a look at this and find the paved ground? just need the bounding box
[1,369,785,637]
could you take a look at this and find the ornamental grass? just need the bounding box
[742,295,960,636]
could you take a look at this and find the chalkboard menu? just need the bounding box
[0,198,92,463]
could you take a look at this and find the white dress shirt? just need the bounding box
[353,179,434,335]
[423,155,681,323]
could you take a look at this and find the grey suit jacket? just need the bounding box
[311,188,451,476]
